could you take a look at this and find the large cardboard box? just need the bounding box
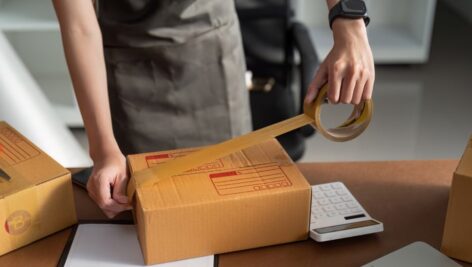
[128,139,311,264]
[441,135,472,263]
[0,122,77,255]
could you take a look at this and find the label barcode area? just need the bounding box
[210,163,292,195]
[143,152,292,196]
[0,128,40,165]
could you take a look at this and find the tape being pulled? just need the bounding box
[127,84,373,200]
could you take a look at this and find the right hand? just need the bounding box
[305,18,374,106]
[86,152,132,218]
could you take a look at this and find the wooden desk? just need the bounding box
[1,160,469,267]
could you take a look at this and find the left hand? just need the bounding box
[305,18,375,105]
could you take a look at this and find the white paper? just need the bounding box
[64,224,214,267]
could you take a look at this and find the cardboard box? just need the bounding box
[441,135,472,263]
[0,121,77,256]
[128,139,311,264]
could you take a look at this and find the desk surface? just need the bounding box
[1,160,469,267]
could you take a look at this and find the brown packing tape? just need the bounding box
[127,84,373,200]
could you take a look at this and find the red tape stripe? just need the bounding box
[210,171,238,179]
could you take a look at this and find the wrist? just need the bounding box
[332,18,367,43]
[89,140,123,164]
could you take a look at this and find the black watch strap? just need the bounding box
[329,0,370,29]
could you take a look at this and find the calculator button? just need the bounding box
[324,191,336,197]
[318,199,330,206]
[339,210,351,215]
[347,202,358,208]
[327,211,338,217]
[342,196,352,201]
[313,207,323,213]
[323,205,335,212]
[330,197,342,204]
[315,214,326,219]
[335,203,347,210]
[320,184,332,191]
[332,183,343,189]
[313,192,324,199]
[336,189,347,196]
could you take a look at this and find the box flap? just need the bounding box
[128,139,310,211]
[0,121,69,198]
[455,135,472,177]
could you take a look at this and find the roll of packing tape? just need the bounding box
[127,84,373,200]
[305,84,373,142]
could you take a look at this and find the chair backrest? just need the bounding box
[236,0,295,86]
[236,0,311,161]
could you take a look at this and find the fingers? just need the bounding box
[100,177,131,218]
[314,33,375,105]
[112,175,131,205]
[307,57,374,105]
[339,64,359,104]
[352,68,369,104]
[328,62,344,103]
[305,64,328,104]
[363,76,374,100]
[87,170,131,218]
[326,62,373,105]
[96,196,130,218]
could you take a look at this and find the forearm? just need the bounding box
[53,0,120,161]
[65,31,119,160]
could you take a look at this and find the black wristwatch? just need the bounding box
[329,0,370,29]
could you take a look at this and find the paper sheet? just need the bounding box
[64,224,214,267]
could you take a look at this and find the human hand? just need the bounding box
[87,152,132,218]
[305,18,375,105]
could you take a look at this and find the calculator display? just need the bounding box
[313,220,379,234]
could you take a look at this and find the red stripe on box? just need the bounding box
[145,154,170,160]
[210,171,238,179]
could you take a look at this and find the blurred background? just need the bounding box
[0,0,471,168]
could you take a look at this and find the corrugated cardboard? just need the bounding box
[128,139,311,265]
[441,135,472,263]
[0,121,77,256]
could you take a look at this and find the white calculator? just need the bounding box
[310,182,383,242]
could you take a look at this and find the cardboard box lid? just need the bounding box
[455,136,472,176]
[128,139,310,211]
[0,121,69,198]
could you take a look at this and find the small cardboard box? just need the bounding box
[441,135,472,263]
[128,139,311,264]
[0,121,77,256]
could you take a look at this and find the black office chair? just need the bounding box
[236,0,319,161]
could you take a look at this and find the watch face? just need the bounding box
[342,0,367,15]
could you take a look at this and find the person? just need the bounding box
[52,0,374,218]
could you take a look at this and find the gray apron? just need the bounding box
[97,0,252,155]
